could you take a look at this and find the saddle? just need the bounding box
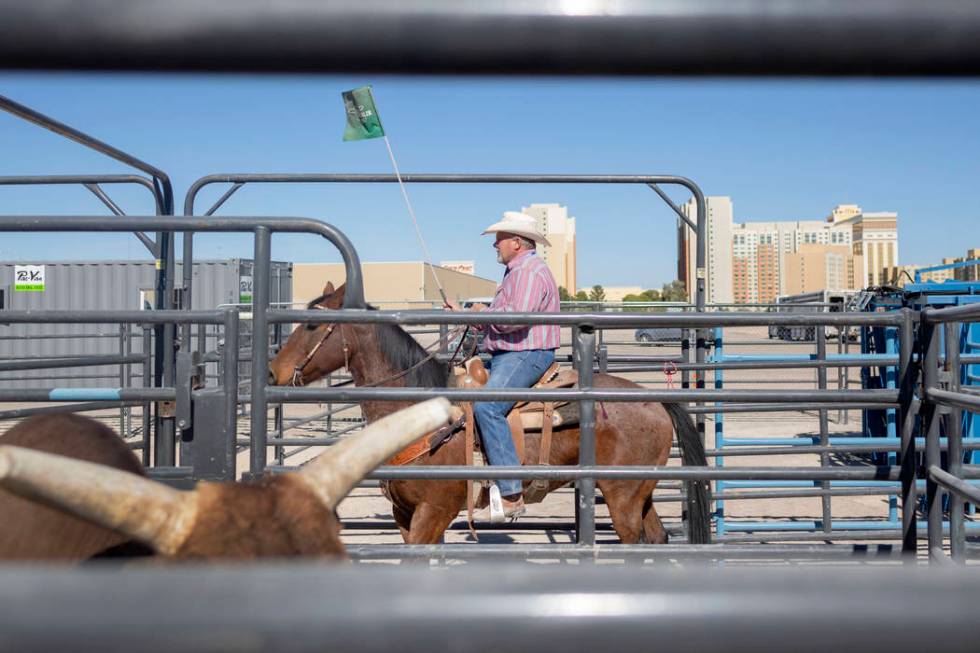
[382,356,578,539]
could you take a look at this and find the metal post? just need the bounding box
[898,308,917,556]
[837,324,846,424]
[692,189,707,443]
[249,226,272,476]
[118,323,127,438]
[123,322,133,439]
[575,326,597,546]
[222,307,240,481]
[922,318,944,561]
[816,326,831,534]
[945,321,964,562]
[141,326,152,467]
[153,230,177,467]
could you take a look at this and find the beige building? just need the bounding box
[954,248,980,281]
[784,244,864,296]
[602,286,644,302]
[439,260,475,275]
[293,262,497,309]
[730,218,856,303]
[520,203,577,293]
[831,207,899,287]
[679,196,734,304]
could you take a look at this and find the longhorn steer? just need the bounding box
[0,398,451,561]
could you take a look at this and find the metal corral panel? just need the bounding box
[0,260,291,389]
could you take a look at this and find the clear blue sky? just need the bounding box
[1,73,978,290]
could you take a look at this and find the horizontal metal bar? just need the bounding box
[0,388,173,402]
[715,526,937,543]
[365,465,899,482]
[961,464,980,479]
[929,465,980,504]
[926,387,980,412]
[623,357,898,372]
[346,543,903,562]
[0,173,157,189]
[265,386,899,404]
[0,353,144,372]
[709,487,900,501]
[687,403,893,414]
[0,400,144,421]
[0,332,136,341]
[922,302,980,324]
[709,439,980,456]
[7,0,980,76]
[273,307,904,328]
[8,562,980,652]
[0,309,228,325]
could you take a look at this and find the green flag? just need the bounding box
[342,86,385,141]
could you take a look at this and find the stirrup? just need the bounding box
[487,485,525,524]
[488,485,506,524]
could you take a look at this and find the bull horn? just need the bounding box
[0,446,197,555]
[299,397,452,509]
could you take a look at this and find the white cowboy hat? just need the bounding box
[481,211,551,247]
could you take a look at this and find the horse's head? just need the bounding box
[269,281,354,387]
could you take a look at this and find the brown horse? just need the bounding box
[270,282,711,545]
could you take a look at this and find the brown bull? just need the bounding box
[0,398,451,561]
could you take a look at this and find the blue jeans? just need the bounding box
[473,349,556,497]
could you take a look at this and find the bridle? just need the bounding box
[287,305,474,388]
[289,305,350,387]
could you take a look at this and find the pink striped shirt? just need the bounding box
[481,250,561,352]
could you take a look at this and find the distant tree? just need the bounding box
[574,290,589,302]
[622,289,662,312]
[588,285,606,302]
[558,286,573,302]
[660,280,687,302]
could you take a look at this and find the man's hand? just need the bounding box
[444,300,461,311]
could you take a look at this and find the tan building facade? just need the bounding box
[293,262,497,309]
[520,203,577,294]
[679,196,734,304]
[602,286,644,302]
[955,248,980,281]
[730,218,856,303]
[784,244,864,296]
[834,209,899,286]
[678,200,896,304]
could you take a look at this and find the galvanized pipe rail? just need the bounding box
[3,565,980,652]
[0,214,364,471]
[257,305,908,547]
[920,302,980,563]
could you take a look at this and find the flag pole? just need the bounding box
[381,134,450,308]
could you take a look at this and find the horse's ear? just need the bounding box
[333,283,347,308]
[322,281,335,296]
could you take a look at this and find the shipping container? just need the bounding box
[0,259,292,388]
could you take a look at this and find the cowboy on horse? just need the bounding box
[445,211,560,523]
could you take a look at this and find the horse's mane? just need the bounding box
[371,307,449,388]
[303,293,448,387]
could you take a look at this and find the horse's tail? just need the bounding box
[662,402,712,544]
